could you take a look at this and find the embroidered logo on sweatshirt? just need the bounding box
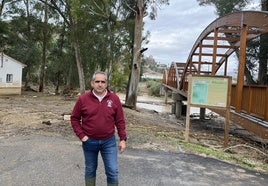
[107,100,113,107]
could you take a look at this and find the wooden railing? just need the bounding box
[231,85,268,121]
[162,72,268,122]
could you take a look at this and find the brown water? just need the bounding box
[118,93,214,115]
[117,94,172,113]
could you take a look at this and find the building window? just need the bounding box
[6,74,13,83]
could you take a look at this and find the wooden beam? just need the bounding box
[235,24,247,112]
[192,61,220,65]
[201,44,237,49]
[205,36,240,42]
[224,56,228,76]
[212,28,218,75]
[198,42,202,74]
[265,87,268,121]
[218,29,264,35]
[193,53,227,57]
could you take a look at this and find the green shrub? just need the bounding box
[145,79,162,97]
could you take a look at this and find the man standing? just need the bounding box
[71,71,127,186]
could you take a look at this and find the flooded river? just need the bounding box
[118,93,172,113]
[118,93,214,116]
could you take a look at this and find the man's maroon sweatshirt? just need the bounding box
[70,90,126,141]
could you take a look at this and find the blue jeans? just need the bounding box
[82,135,118,184]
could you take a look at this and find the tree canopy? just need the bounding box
[0,0,169,97]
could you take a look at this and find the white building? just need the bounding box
[0,52,26,95]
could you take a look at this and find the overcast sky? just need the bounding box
[143,0,260,66]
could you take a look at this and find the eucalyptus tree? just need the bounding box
[77,1,132,82]
[0,0,16,50]
[38,0,49,92]
[197,0,250,17]
[39,0,134,93]
[124,0,169,109]
[38,0,88,93]
[0,20,9,51]
[77,0,141,93]
[31,0,57,92]
[1,0,45,88]
[46,23,76,94]
[0,0,11,54]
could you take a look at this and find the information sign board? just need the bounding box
[190,76,230,108]
[185,75,232,147]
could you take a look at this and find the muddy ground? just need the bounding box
[0,90,267,174]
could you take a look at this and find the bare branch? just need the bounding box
[0,0,6,17]
[224,144,267,156]
[39,0,70,25]
[121,0,137,13]
[83,0,107,18]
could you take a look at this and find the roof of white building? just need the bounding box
[1,52,27,67]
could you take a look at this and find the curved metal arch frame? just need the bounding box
[180,11,268,90]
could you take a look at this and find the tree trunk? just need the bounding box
[39,44,46,92]
[258,0,268,84]
[258,34,268,84]
[235,51,256,84]
[125,0,144,109]
[69,14,85,94]
[244,65,256,84]
[73,36,85,94]
[39,0,48,92]
[0,0,6,17]
[55,72,60,95]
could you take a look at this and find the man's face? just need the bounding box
[91,73,107,96]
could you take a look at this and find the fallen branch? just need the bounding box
[223,144,267,156]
